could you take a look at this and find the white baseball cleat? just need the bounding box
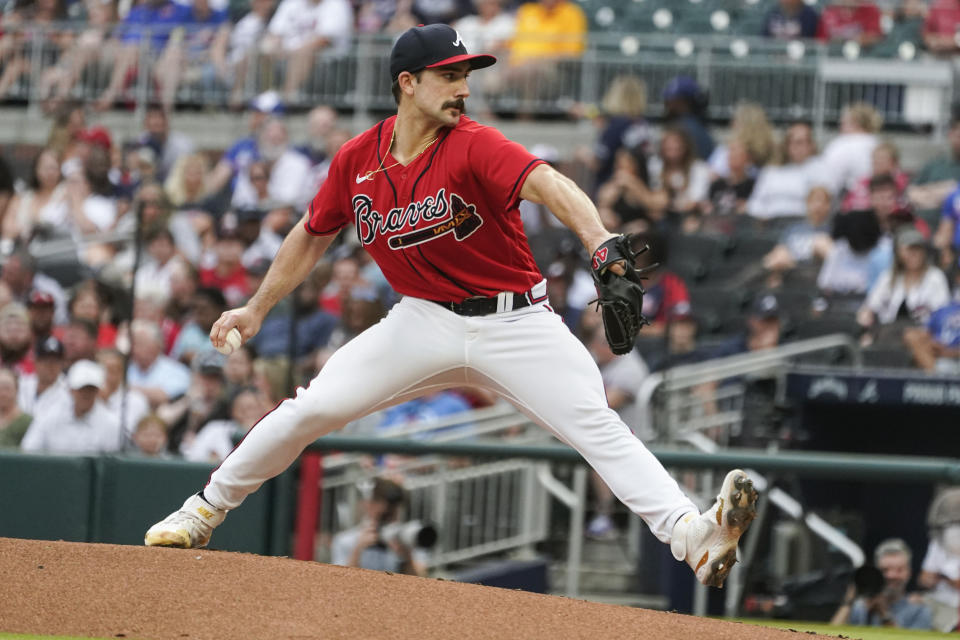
[144,494,227,549]
[670,469,759,588]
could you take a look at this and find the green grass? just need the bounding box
[736,618,957,639]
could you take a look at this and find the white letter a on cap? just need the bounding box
[452,30,464,47]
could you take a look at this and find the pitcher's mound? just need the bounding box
[0,537,831,639]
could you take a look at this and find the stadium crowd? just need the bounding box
[0,0,959,626]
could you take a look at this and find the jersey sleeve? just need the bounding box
[305,151,349,236]
[468,126,545,210]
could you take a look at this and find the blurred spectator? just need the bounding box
[0,0,71,100]
[242,203,294,267]
[95,0,193,111]
[200,227,250,308]
[253,275,336,359]
[136,105,196,182]
[378,389,472,435]
[224,343,257,390]
[704,138,755,218]
[259,0,353,102]
[20,359,124,453]
[816,0,883,47]
[1,148,68,247]
[1,249,67,324]
[818,209,892,296]
[869,173,928,237]
[661,76,714,161]
[411,0,471,24]
[763,0,820,39]
[452,0,515,115]
[0,366,30,448]
[26,289,56,344]
[509,0,586,67]
[870,1,925,59]
[923,0,960,54]
[64,281,118,350]
[596,145,662,232]
[763,186,833,285]
[231,118,312,211]
[907,115,960,227]
[37,0,116,106]
[707,102,776,179]
[501,0,585,110]
[819,103,882,196]
[170,287,225,363]
[583,324,650,539]
[543,260,583,329]
[643,302,713,372]
[44,100,86,157]
[331,477,429,577]
[590,75,652,190]
[127,318,191,407]
[453,0,514,61]
[904,298,960,373]
[747,122,824,220]
[134,227,186,298]
[296,105,339,167]
[63,145,118,245]
[842,141,909,212]
[164,152,220,216]
[131,285,181,354]
[647,127,710,226]
[0,303,34,375]
[857,228,950,345]
[164,349,230,452]
[324,286,386,353]
[152,0,231,112]
[97,348,150,437]
[130,413,171,457]
[319,253,361,315]
[221,0,277,109]
[61,317,98,365]
[182,385,265,463]
[207,90,284,197]
[918,489,960,632]
[832,538,933,629]
[715,293,784,356]
[17,335,67,419]
[633,233,690,338]
[935,179,960,276]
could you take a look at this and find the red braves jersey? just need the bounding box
[306,116,546,301]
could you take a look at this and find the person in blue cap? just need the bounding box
[662,75,715,161]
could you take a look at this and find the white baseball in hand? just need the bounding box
[215,327,242,355]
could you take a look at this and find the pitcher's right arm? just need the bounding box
[210,212,337,349]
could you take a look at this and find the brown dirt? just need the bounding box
[0,537,837,640]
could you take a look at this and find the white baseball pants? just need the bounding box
[203,296,697,544]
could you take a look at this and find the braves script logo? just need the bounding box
[592,247,608,270]
[352,188,484,249]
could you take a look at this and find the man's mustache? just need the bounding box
[442,99,466,112]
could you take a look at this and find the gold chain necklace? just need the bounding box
[362,127,439,182]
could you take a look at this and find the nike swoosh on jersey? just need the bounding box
[356,173,369,184]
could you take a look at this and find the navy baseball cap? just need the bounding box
[390,24,496,81]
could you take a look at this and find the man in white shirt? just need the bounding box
[17,335,69,421]
[97,348,150,440]
[259,0,353,101]
[20,359,124,454]
[231,119,313,212]
[127,319,192,408]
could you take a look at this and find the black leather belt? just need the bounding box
[430,293,532,316]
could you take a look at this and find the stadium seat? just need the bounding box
[689,285,748,335]
[861,346,915,369]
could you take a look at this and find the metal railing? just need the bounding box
[2,24,954,132]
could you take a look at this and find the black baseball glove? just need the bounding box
[589,234,656,355]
